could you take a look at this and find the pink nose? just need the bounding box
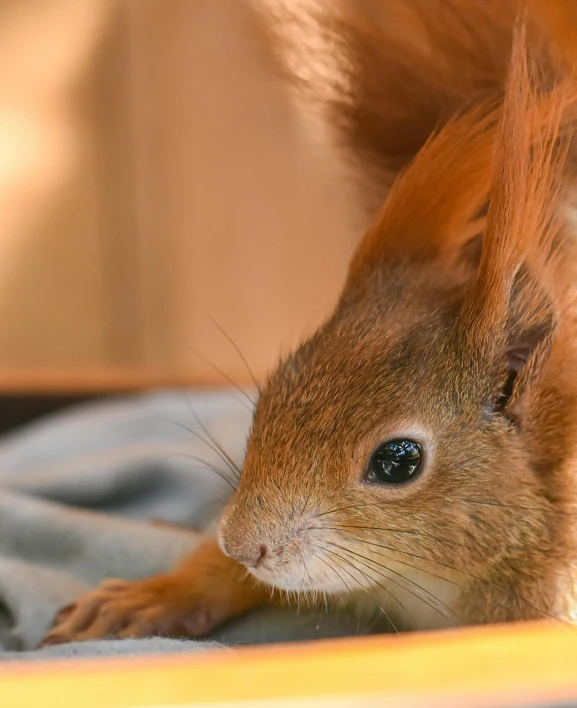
[223,542,267,568]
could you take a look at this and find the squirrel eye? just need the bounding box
[366,439,423,485]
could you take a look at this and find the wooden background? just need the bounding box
[0,0,364,389]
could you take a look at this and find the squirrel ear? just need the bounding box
[457,228,484,270]
[496,318,554,424]
[506,324,551,375]
[496,262,558,416]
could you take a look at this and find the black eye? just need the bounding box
[366,439,423,485]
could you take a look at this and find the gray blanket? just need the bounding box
[0,390,384,661]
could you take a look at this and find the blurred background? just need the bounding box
[0,0,365,410]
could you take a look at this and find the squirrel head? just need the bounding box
[218,11,577,624]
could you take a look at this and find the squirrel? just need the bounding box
[42,0,577,645]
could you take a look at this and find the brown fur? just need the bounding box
[42,0,577,643]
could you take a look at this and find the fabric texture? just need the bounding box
[0,390,384,660]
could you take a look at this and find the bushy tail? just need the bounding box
[253,1,575,195]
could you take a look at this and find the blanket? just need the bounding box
[0,390,384,660]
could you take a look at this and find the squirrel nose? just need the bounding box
[223,541,267,569]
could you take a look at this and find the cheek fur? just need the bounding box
[219,491,468,630]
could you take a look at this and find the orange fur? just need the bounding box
[530,0,577,69]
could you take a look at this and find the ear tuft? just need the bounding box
[457,15,574,356]
[345,104,498,286]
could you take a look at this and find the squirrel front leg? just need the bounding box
[40,539,273,646]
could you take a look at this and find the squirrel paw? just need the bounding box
[39,575,216,647]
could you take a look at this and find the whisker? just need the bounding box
[325,549,398,634]
[296,547,315,592]
[154,417,241,482]
[460,498,577,516]
[301,480,316,517]
[114,416,241,482]
[271,476,292,510]
[322,546,408,622]
[193,299,261,394]
[313,502,382,519]
[141,450,239,492]
[344,534,566,624]
[182,396,243,479]
[308,523,461,561]
[331,545,456,627]
[319,522,552,558]
[314,552,357,604]
[339,534,472,601]
[334,543,461,627]
[325,549,404,634]
[316,550,399,633]
[306,523,424,537]
[185,346,255,410]
[310,555,344,615]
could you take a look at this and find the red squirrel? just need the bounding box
[42,0,577,644]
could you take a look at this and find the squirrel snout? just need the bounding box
[217,507,277,569]
[221,539,268,569]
